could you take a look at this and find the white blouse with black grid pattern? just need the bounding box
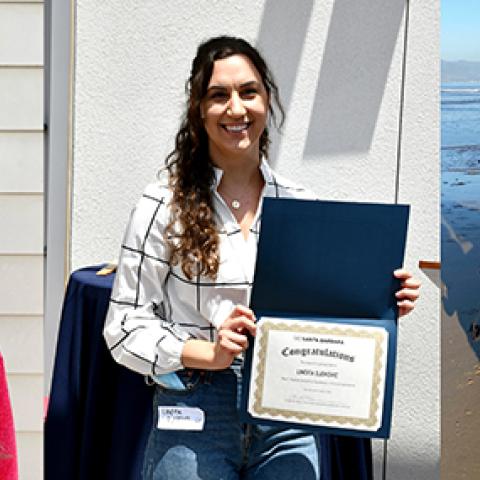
[103,159,315,376]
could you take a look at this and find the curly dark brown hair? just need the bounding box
[164,36,284,280]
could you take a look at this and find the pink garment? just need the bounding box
[0,353,18,480]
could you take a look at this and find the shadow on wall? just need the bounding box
[386,459,440,480]
[257,0,406,161]
[304,0,405,158]
[258,0,405,163]
[256,0,314,167]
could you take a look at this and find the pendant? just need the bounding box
[231,200,241,210]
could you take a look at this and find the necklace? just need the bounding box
[218,171,264,212]
[219,189,244,210]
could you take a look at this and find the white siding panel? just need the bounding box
[0,195,43,253]
[0,132,43,192]
[7,373,43,431]
[0,4,43,64]
[16,432,43,480]
[0,256,43,314]
[0,316,42,373]
[0,68,43,129]
[0,1,45,480]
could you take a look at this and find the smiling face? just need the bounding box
[200,54,269,167]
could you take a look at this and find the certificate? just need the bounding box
[240,197,409,438]
[248,317,388,432]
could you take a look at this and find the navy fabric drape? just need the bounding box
[45,266,153,480]
[44,265,372,480]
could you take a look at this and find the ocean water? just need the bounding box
[442,83,480,171]
[441,82,480,358]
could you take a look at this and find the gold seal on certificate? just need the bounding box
[248,317,388,431]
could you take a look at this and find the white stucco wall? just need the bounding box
[70,1,439,477]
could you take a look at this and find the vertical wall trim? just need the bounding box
[65,0,75,280]
[44,0,75,394]
[394,0,410,206]
[383,1,411,479]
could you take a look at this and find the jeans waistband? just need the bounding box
[149,356,244,389]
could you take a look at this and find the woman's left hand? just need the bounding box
[394,269,421,317]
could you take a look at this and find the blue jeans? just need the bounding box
[142,363,321,480]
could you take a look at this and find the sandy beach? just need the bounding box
[441,169,480,479]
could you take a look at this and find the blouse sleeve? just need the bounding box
[103,184,190,376]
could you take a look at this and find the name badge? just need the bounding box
[157,407,205,431]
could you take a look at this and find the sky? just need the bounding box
[442,0,480,61]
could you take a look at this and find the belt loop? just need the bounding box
[203,370,212,385]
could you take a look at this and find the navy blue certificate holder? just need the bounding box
[240,197,410,439]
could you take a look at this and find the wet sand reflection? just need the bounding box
[441,169,480,479]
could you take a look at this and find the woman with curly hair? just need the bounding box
[104,35,420,480]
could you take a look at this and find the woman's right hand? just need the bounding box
[181,305,257,370]
[213,305,257,369]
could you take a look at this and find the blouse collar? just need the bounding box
[211,157,273,190]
